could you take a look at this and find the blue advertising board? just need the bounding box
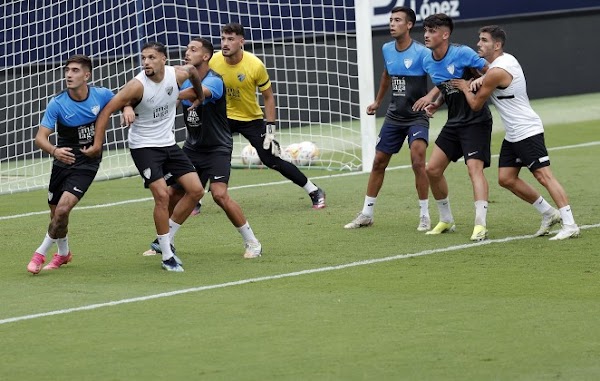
[1,0,599,66]
[371,0,600,27]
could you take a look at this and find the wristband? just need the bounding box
[52,147,57,157]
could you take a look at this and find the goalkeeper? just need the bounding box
[208,22,326,209]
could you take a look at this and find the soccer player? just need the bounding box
[27,55,134,274]
[83,42,205,272]
[421,13,493,241]
[450,25,580,240]
[345,6,438,231]
[156,37,262,258]
[208,22,326,209]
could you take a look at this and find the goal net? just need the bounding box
[0,0,375,195]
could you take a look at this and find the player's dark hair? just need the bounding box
[391,6,416,26]
[222,22,245,37]
[423,13,454,34]
[141,41,167,56]
[65,54,92,72]
[191,37,214,59]
[479,25,506,47]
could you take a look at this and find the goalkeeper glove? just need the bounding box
[263,122,281,156]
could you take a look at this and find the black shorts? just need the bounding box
[435,121,493,168]
[498,133,550,172]
[48,166,97,205]
[130,145,196,188]
[228,118,267,152]
[183,148,232,188]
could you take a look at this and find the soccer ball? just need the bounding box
[281,143,301,164]
[241,144,262,165]
[296,141,320,166]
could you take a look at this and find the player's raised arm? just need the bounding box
[450,68,505,112]
[82,79,143,157]
[176,64,205,105]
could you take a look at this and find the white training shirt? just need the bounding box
[489,53,544,143]
[128,66,179,149]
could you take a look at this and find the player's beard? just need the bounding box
[145,68,155,77]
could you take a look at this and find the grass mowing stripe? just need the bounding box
[2,222,598,326]
[1,140,599,221]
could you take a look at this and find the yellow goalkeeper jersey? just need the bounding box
[209,51,271,121]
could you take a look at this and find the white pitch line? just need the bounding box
[1,222,598,326]
[1,141,599,221]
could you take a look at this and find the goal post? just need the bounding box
[0,0,376,195]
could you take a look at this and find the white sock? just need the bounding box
[474,200,488,227]
[361,196,377,217]
[168,219,181,244]
[303,180,318,194]
[419,199,429,218]
[157,233,173,261]
[56,236,69,256]
[436,198,453,223]
[35,233,56,256]
[237,222,258,243]
[533,196,553,215]
[559,205,576,226]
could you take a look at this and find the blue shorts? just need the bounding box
[375,123,429,155]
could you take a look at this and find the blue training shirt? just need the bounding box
[422,44,492,127]
[180,70,232,153]
[382,40,430,127]
[40,85,114,169]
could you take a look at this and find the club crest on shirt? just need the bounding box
[404,58,413,69]
[166,86,173,96]
[91,105,100,115]
[446,64,455,75]
[237,73,245,82]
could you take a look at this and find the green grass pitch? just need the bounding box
[1,94,599,380]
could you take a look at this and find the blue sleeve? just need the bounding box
[181,79,192,91]
[40,98,59,130]
[462,46,487,70]
[100,87,115,105]
[202,75,223,103]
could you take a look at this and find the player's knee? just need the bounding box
[411,159,426,173]
[532,170,552,188]
[258,153,278,168]
[52,204,72,221]
[498,175,513,189]
[190,186,205,202]
[426,164,442,179]
[211,191,229,207]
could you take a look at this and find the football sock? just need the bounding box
[474,200,488,227]
[157,233,173,261]
[419,199,430,218]
[533,196,553,215]
[303,180,319,194]
[436,197,453,223]
[237,222,258,243]
[56,236,69,256]
[361,196,377,217]
[168,218,181,244]
[35,233,56,256]
[559,205,576,226]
